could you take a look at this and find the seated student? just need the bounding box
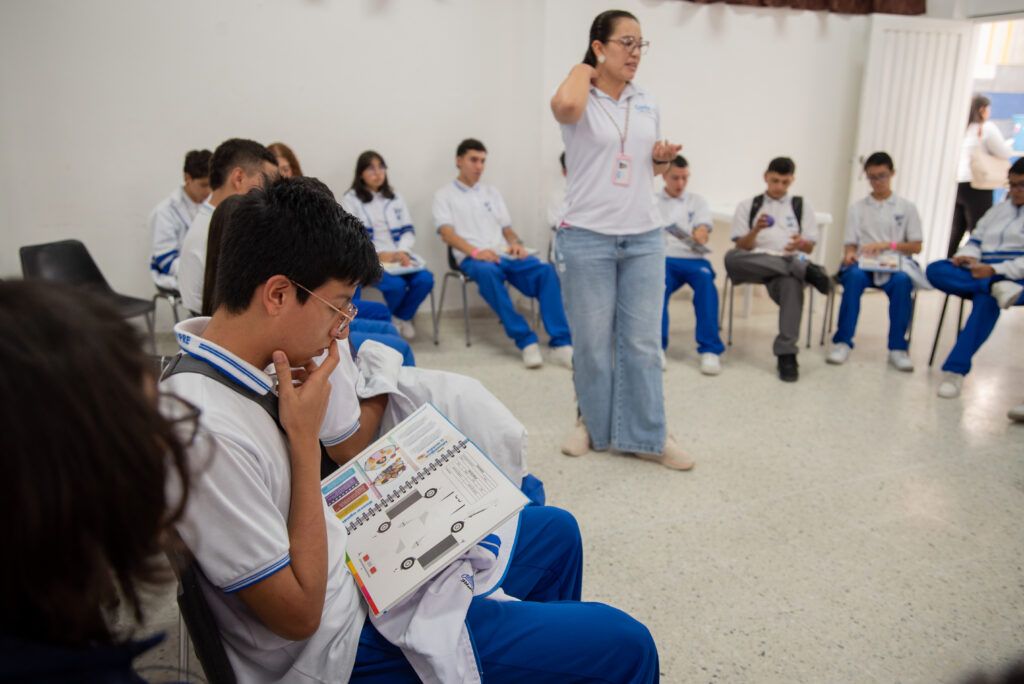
[0,280,192,681]
[926,158,1024,399]
[201,186,416,366]
[828,152,923,371]
[149,148,212,290]
[657,156,725,375]
[268,139,394,326]
[162,177,658,683]
[725,156,831,382]
[434,138,573,369]
[341,151,435,340]
[268,141,302,178]
[178,138,278,314]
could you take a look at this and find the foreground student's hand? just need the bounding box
[952,255,978,267]
[969,263,996,279]
[273,343,338,447]
[692,226,710,245]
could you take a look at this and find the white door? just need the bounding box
[848,15,977,264]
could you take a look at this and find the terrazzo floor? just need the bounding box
[135,286,1023,683]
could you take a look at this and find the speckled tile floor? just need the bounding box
[136,287,1023,683]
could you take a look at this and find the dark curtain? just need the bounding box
[685,0,924,14]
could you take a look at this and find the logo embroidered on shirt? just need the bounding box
[634,103,654,114]
[460,573,475,591]
[177,333,191,345]
[394,207,404,222]
[688,211,695,225]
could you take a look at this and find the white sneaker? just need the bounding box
[550,345,574,370]
[699,353,722,376]
[1008,403,1024,422]
[522,343,543,369]
[991,280,1023,309]
[888,350,914,372]
[937,372,964,399]
[560,417,590,456]
[659,349,667,372]
[392,316,416,340]
[827,342,851,365]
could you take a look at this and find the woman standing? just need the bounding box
[551,9,691,470]
[341,151,434,340]
[951,95,1015,257]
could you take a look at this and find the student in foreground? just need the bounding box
[926,158,1024,399]
[725,156,831,382]
[0,280,193,682]
[827,152,923,371]
[163,177,658,682]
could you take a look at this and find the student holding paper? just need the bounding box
[827,152,922,371]
[342,151,435,340]
[162,177,658,683]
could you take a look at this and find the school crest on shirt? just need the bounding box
[394,207,404,222]
[687,211,696,226]
[894,213,905,227]
[634,103,655,115]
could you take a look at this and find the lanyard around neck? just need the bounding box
[593,91,631,154]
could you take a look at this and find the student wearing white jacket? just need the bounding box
[341,151,434,340]
[148,149,211,290]
[927,157,1024,399]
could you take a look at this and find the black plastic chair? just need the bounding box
[435,246,537,347]
[166,542,238,684]
[153,286,185,325]
[20,239,156,352]
[928,293,967,367]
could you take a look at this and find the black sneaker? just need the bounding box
[805,263,831,295]
[777,353,799,382]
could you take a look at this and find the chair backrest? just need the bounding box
[166,543,238,684]
[19,239,112,293]
[447,245,460,272]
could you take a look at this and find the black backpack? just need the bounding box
[749,194,803,234]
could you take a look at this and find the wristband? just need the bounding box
[470,248,480,258]
[890,241,898,251]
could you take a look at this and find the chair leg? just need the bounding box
[928,293,951,367]
[437,274,452,341]
[956,297,966,336]
[429,289,438,345]
[727,278,735,346]
[718,277,727,330]
[461,279,471,347]
[906,290,917,347]
[820,287,833,346]
[178,608,190,677]
[145,311,157,354]
[170,295,181,324]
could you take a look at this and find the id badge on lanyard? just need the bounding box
[613,153,633,187]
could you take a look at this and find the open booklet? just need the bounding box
[381,253,427,275]
[665,224,711,255]
[321,403,529,616]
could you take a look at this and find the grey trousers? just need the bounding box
[723,249,808,356]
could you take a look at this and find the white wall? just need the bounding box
[3,0,877,307]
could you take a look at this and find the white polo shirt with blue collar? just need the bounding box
[432,180,512,261]
[731,194,819,254]
[657,189,713,259]
[162,318,365,683]
[340,189,417,255]
[845,194,923,248]
[149,186,202,290]
[559,82,662,235]
[957,199,1024,280]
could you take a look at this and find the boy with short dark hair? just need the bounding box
[725,157,831,382]
[163,176,657,683]
[149,149,212,290]
[827,152,923,370]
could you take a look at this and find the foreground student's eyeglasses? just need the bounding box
[289,279,358,335]
[866,172,891,182]
[609,37,650,54]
